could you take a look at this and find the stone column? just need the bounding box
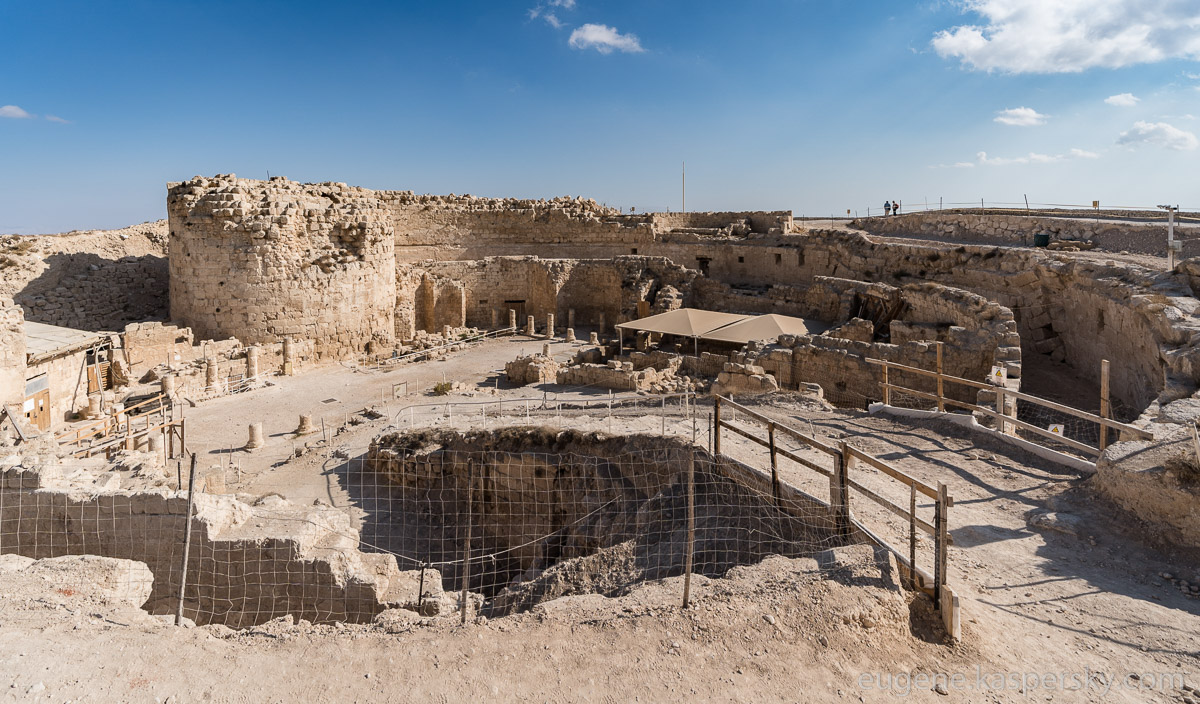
[246,346,259,379]
[86,395,101,419]
[246,422,264,450]
[160,374,176,397]
[566,328,576,342]
[295,414,314,435]
[204,358,218,390]
[542,343,551,357]
[547,314,555,339]
[283,338,296,376]
[509,309,517,331]
[491,309,499,330]
[589,332,600,345]
[598,312,606,334]
[567,308,575,331]
[526,315,536,337]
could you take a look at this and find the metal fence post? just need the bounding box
[682,450,696,608]
[461,458,473,625]
[176,452,198,626]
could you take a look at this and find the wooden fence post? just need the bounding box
[840,444,853,539]
[832,442,851,540]
[933,481,950,609]
[1099,359,1110,451]
[936,342,945,412]
[882,364,890,406]
[768,422,780,504]
[713,397,722,456]
[908,483,918,590]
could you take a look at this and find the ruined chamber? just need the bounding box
[167,175,396,360]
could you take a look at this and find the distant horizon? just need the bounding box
[3,1,1198,234]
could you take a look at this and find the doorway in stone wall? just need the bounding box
[505,300,526,326]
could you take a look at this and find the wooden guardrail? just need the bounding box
[866,357,1152,457]
[57,393,171,447]
[56,393,188,460]
[713,396,954,624]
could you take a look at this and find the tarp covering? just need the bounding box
[698,313,823,344]
[614,308,750,338]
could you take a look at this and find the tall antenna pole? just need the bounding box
[682,161,686,213]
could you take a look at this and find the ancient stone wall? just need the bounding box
[384,193,652,262]
[627,231,1192,411]
[0,224,168,332]
[850,212,1192,258]
[407,256,697,336]
[167,176,396,360]
[0,463,409,628]
[648,211,792,234]
[0,298,26,407]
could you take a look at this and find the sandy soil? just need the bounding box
[6,336,1199,702]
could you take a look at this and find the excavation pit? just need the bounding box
[361,427,865,617]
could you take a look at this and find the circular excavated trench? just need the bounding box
[362,428,853,616]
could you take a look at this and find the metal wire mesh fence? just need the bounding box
[0,424,894,630]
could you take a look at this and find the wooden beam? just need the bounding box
[870,359,1152,440]
[716,396,838,455]
[845,476,936,534]
[1099,359,1110,451]
[844,445,938,498]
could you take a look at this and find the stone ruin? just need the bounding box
[2,172,1200,629]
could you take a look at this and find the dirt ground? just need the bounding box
[5,335,1199,702]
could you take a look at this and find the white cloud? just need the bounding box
[932,0,1200,73]
[974,148,1102,165]
[568,23,645,54]
[994,106,1047,126]
[1116,120,1199,150]
[44,115,69,124]
[1104,92,1140,106]
[528,0,575,28]
[0,105,32,119]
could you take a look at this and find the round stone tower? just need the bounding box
[167,175,395,360]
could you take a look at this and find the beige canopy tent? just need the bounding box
[697,313,823,345]
[614,308,751,354]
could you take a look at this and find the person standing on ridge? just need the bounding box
[892,200,899,215]
[883,200,891,216]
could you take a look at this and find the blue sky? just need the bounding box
[2,0,1199,233]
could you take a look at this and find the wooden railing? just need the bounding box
[56,393,188,459]
[713,396,955,627]
[866,357,1153,458]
